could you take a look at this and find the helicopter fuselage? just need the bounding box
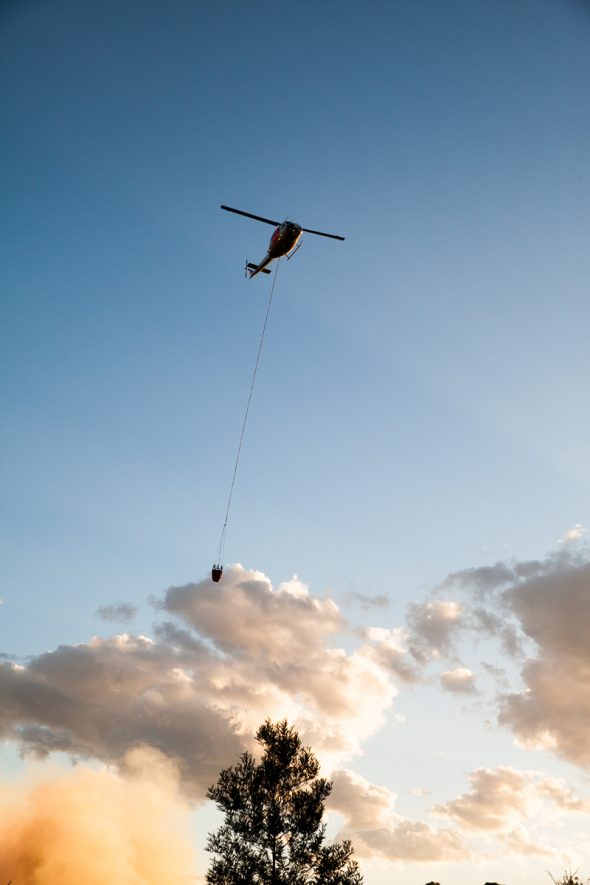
[268,221,302,257]
[248,221,302,277]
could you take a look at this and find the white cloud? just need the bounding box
[419,550,590,772]
[431,767,530,830]
[559,523,587,545]
[536,778,590,813]
[503,827,553,856]
[162,567,341,659]
[432,765,590,844]
[363,626,422,683]
[3,551,590,876]
[330,769,469,863]
[440,667,478,695]
[0,566,396,794]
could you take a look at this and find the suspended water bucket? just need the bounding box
[211,564,223,583]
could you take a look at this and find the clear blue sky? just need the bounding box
[1,2,589,883]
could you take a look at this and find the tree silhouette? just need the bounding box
[548,867,590,885]
[206,719,363,884]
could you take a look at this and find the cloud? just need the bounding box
[330,769,469,863]
[438,562,516,596]
[431,767,529,830]
[503,827,553,857]
[0,566,396,796]
[498,557,590,769]
[536,777,590,813]
[559,523,587,544]
[431,764,590,846]
[161,570,343,664]
[440,667,478,695]
[363,627,422,683]
[417,549,590,772]
[4,552,589,875]
[344,592,390,611]
[0,750,197,884]
[437,557,557,600]
[0,632,243,798]
[472,606,524,657]
[406,600,464,658]
[96,602,138,623]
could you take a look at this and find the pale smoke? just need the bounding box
[0,747,198,884]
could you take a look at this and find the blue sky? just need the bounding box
[1,2,590,883]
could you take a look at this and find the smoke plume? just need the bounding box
[0,748,198,884]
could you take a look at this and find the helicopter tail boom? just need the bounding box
[245,261,272,278]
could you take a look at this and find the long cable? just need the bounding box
[216,259,281,565]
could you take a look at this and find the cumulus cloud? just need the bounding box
[162,570,343,665]
[0,750,197,884]
[0,632,243,797]
[96,602,138,623]
[418,549,590,772]
[432,764,590,845]
[431,767,529,830]
[4,551,589,875]
[498,557,590,769]
[0,566,396,796]
[330,768,469,863]
[440,667,478,695]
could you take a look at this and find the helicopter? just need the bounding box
[220,205,345,278]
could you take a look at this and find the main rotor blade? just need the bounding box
[220,205,279,226]
[300,227,345,240]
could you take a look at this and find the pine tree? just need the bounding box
[206,720,363,884]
